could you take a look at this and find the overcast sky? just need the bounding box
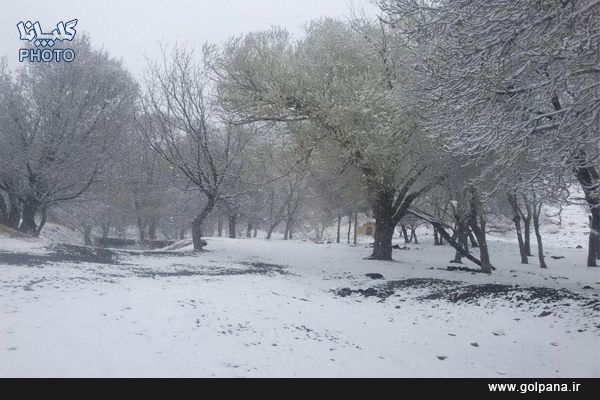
[2,0,379,78]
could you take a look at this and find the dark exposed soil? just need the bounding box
[131,262,289,278]
[0,252,56,267]
[443,266,488,274]
[0,245,119,266]
[336,278,600,312]
[0,244,290,281]
[337,278,461,299]
[423,283,600,311]
[0,244,207,267]
[121,250,204,258]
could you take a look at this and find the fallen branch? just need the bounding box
[408,208,495,271]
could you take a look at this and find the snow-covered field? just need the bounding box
[0,229,599,378]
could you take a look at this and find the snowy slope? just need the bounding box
[0,233,598,378]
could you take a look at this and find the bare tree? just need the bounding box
[139,43,254,251]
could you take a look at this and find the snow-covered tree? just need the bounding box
[375,0,600,266]
[0,37,137,236]
[212,19,445,260]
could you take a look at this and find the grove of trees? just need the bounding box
[1,1,598,270]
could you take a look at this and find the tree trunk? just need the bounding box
[452,248,463,264]
[7,195,21,230]
[433,227,440,246]
[228,215,237,239]
[83,224,93,246]
[192,197,215,251]
[315,222,322,240]
[284,218,292,240]
[574,163,599,267]
[102,223,111,239]
[179,229,186,240]
[452,219,468,263]
[410,227,418,245]
[254,227,258,238]
[589,209,600,267]
[0,193,7,225]
[469,219,492,273]
[353,212,358,246]
[523,217,532,256]
[192,218,203,250]
[451,233,463,264]
[19,200,39,235]
[137,216,146,241]
[534,223,547,269]
[266,223,278,240]
[347,213,352,244]
[452,247,463,263]
[217,217,223,237]
[149,219,158,241]
[266,213,286,239]
[518,195,533,257]
[468,229,479,248]
[508,193,529,264]
[597,218,600,261]
[336,215,342,243]
[514,216,528,264]
[246,223,253,238]
[532,199,547,269]
[401,225,410,243]
[34,207,47,238]
[468,187,492,274]
[370,191,396,260]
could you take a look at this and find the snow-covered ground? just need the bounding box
[0,225,598,378]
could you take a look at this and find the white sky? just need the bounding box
[2,0,379,78]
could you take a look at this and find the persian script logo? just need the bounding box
[17,19,78,62]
